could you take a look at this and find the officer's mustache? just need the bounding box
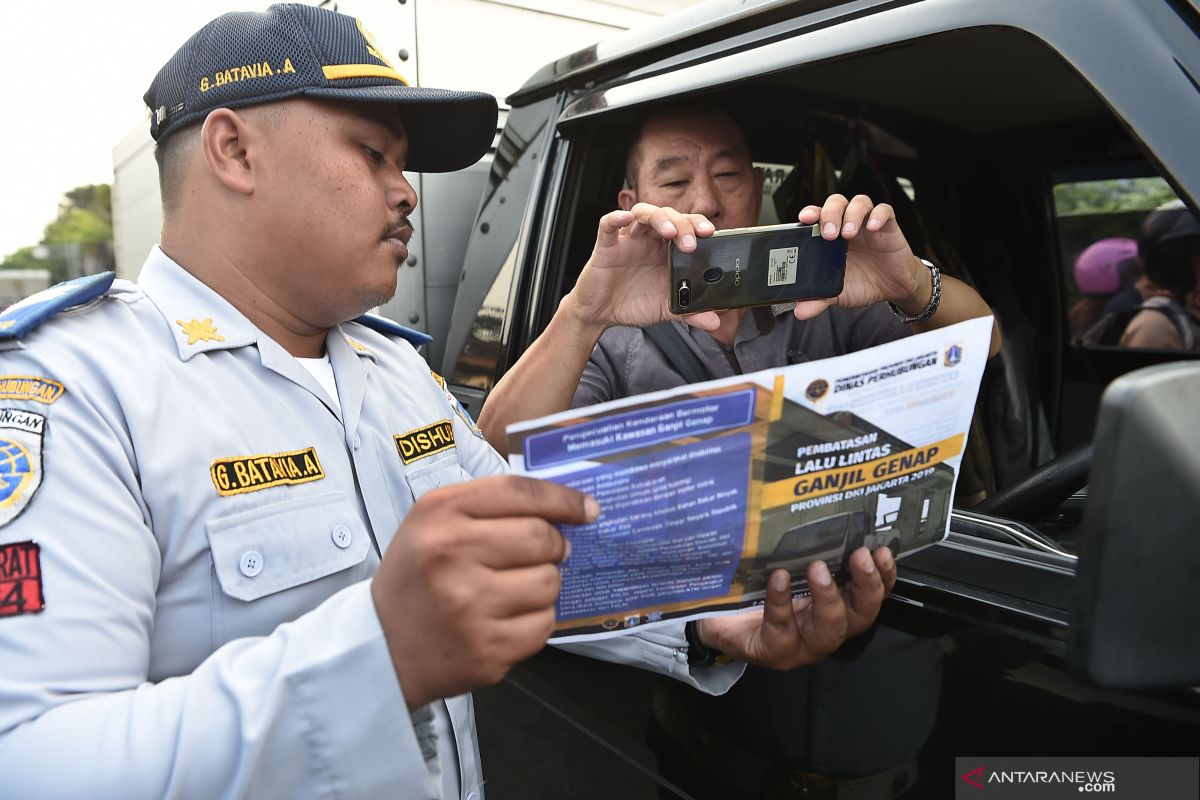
[383,218,415,242]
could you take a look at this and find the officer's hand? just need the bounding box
[563,203,723,332]
[371,475,597,710]
[792,194,925,320]
[695,547,896,669]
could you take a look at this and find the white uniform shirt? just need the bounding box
[0,248,741,799]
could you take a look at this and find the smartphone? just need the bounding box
[668,222,847,314]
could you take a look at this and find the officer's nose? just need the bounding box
[388,172,419,215]
[684,175,722,221]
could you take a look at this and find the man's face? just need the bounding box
[250,99,417,326]
[619,110,763,230]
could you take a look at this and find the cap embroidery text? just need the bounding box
[199,58,296,93]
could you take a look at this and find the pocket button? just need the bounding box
[239,550,264,578]
[331,525,353,549]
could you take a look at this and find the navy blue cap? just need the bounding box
[144,3,497,173]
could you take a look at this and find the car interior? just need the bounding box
[472,23,1200,799]
[528,25,1199,550]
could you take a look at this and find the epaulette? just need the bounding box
[0,272,116,340]
[352,312,433,347]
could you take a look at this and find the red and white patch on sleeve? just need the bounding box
[0,541,44,618]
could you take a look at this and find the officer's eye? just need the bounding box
[363,146,386,164]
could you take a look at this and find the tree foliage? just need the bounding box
[1053,177,1177,217]
[0,183,114,283]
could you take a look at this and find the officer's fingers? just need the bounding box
[467,517,572,569]
[469,608,557,686]
[456,475,600,527]
[864,202,897,232]
[819,194,850,239]
[485,563,563,618]
[843,547,887,636]
[841,195,876,239]
[597,209,636,247]
[875,546,897,594]
[492,608,558,666]
[797,560,849,657]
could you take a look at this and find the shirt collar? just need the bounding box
[726,305,786,345]
[338,331,378,361]
[138,247,261,361]
[139,248,393,365]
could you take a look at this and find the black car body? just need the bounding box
[442,1,1200,796]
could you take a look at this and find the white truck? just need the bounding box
[111,0,698,368]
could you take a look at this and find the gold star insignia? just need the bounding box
[176,318,225,346]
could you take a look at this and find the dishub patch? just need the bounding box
[394,420,455,464]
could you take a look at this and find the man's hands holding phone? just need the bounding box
[792,194,926,320]
[566,194,927,329]
[565,202,723,333]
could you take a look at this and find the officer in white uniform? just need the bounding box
[0,5,892,799]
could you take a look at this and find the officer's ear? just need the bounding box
[200,108,257,196]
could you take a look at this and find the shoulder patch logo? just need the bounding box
[0,541,45,618]
[177,318,225,346]
[0,376,65,405]
[210,447,325,496]
[0,408,46,526]
[394,420,456,464]
[431,371,485,440]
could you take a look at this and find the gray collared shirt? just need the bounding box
[574,303,910,407]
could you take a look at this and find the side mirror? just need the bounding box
[1068,362,1200,688]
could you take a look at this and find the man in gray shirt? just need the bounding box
[482,105,1001,796]
[483,105,998,434]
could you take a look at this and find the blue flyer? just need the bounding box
[507,317,993,641]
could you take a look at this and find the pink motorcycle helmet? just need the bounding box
[1074,237,1137,295]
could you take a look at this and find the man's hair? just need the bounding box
[622,103,746,190]
[155,104,288,215]
[155,123,201,216]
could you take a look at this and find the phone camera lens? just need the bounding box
[677,280,691,308]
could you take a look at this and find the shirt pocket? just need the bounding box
[206,490,373,645]
[404,453,471,501]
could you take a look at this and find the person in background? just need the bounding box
[1120,203,1200,350]
[1068,237,1137,341]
